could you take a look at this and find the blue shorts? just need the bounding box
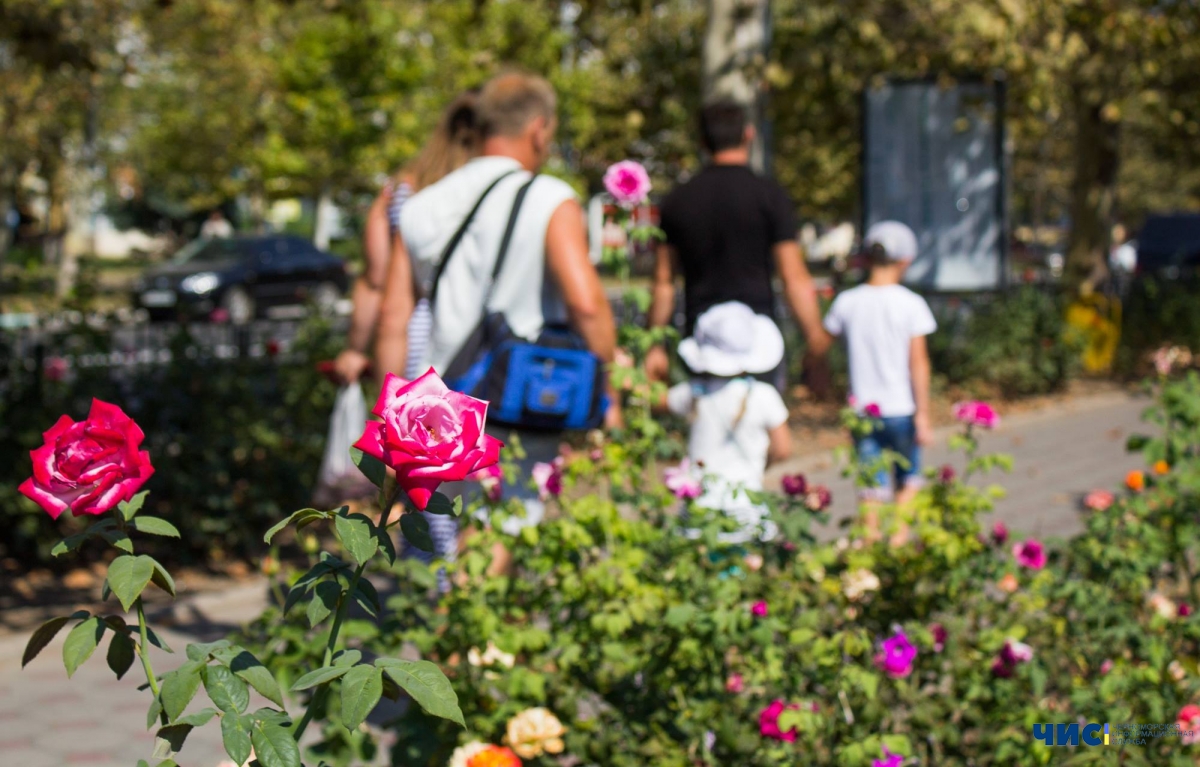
[854,415,922,499]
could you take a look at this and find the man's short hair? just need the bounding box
[699,100,748,153]
[478,72,557,139]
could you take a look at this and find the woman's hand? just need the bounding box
[333,349,371,385]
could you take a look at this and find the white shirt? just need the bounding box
[668,378,788,543]
[823,283,937,417]
[399,157,577,372]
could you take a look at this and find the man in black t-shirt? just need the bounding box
[646,100,828,388]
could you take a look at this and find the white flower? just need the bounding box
[505,707,567,759]
[467,640,515,669]
[448,741,489,767]
[841,568,880,601]
[1149,592,1177,619]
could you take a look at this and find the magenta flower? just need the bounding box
[863,403,883,418]
[990,522,1009,546]
[872,748,905,767]
[952,400,999,429]
[758,699,800,742]
[1180,603,1193,618]
[750,600,769,618]
[1100,659,1114,675]
[603,160,652,208]
[804,485,833,511]
[1012,539,1046,569]
[874,629,917,678]
[531,459,563,501]
[930,623,947,653]
[725,674,744,694]
[664,459,703,500]
[781,473,808,497]
[938,465,955,483]
[992,639,1034,677]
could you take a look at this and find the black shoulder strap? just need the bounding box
[481,174,538,309]
[428,169,517,306]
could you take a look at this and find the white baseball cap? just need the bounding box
[678,301,784,377]
[863,220,919,262]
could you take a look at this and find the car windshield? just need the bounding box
[170,238,241,264]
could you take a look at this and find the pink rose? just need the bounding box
[804,485,832,511]
[603,160,652,208]
[992,638,1034,677]
[874,629,917,678]
[353,370,503,510]
[1100,659,1113,675]
[725,674,744,694]
[758,699,801,742]
[1178,705,1200,745]
[930,623,947,653]
[44,356,69,382]
[20,400,154,520]
[781,473,808,497]
[1012,539,1046,569]
[1083,490,1115,511]
[532,459,563,501]
[1180,603,1193,618]
[991,522,1009,546]
[467,463,504,502]
[952,400,999,429]
[938,465,955,483]
[750,600,769,618]
[863,403,882,418]
[664,460,703,500]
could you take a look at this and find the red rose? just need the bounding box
[354,369,503,510]
[19,399,154,519]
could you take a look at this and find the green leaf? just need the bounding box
[131,517,181,538]
[221,713,253,766]
[106,632,136,679]
[175,707,218,727]
[283,561,333,613]
[204,664,251,714]
[353,578,381,617]
[146,556,176,597]
[334,513,378,566]
[376,523,397,565]
[107,554,156,612]
[333,649,362,667]
[146,695,163,730]
[350,447,387,489]
[22,611,87,667]
[229,650,285,709]
[62,617,106,677]
[119,490,149,521]
[290,665,351,691]
[339,664,383,730]
[153,724,192,760]
[146,626,173,653]
[263,508,336,544]
[399,512,434,553]
[250,717,303,767]
[376,658,464,726]
[160,659,205,721]
[98,528,134,553]
[424,493,455,515]
[307,580,341,628]
[186,640,233,662]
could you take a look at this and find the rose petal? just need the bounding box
[19,477,70,519]
[352,422,387,461]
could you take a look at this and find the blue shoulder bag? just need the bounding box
[431,173,608,431]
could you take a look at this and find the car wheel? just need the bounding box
[312,281,342,317]
[222,287,256,325]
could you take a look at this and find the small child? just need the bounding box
[822,221,936,507]
[666,302,793,543]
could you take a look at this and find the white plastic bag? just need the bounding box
[313,385,374,507]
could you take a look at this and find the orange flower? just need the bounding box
[1154,460,1170,476]
[998,573,1019,594]
[1126,470,1145,492]
[467,746,522,767]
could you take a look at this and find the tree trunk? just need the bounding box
[703,0,771,173]
[1066,92,1120,287]
[313,186,335,250]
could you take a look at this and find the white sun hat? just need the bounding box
[678,301,784,377]
[863,220,919,262]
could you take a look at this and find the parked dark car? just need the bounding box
[133,235,349,323]
[1136,214,1200,277]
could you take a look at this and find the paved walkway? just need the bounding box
[0,391,1156,766]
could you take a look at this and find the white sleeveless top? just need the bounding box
[398,156,577,373]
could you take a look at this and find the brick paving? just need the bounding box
[0,391,1155,767]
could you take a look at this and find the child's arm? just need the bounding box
[767,422,793,465]
[910,335,933,445]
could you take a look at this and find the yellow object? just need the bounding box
[1065,291,1122,373]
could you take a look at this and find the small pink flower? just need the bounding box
[863,403,882,418]
[938,465,955,483]
[953,400,999,429]
[804,485,832,511]
[930,623,947,653]
[992,639,1033,677]
[991,522,1009,546]
[467,463,504,502]
[532,459,563,501]
[1180,603,1193,618]
[664,459,703,500]
[1177,705,1200,745]
[1100,659,1114,675]
[725,674,744,693]
[847,395,859,408]
[603,160,652,208]
[750,600,769,618]
[758,699,800,742]
[1012,539,1046,569]
[874,629,917,678]
[872,748,905,767]
[1083,490,1115,511]
[44,356,69,382]
[781,473,808,497]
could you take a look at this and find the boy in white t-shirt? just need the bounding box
[665,302,793,543]
[822,221,936,507]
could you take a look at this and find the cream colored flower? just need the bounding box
[505,707,567,759]
[841,568,880,601]
[448,741,489,767]
[1169,660,1188,682]
[1149,592,1177,619]
[467,641,515,669]
[744,553,764,572]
